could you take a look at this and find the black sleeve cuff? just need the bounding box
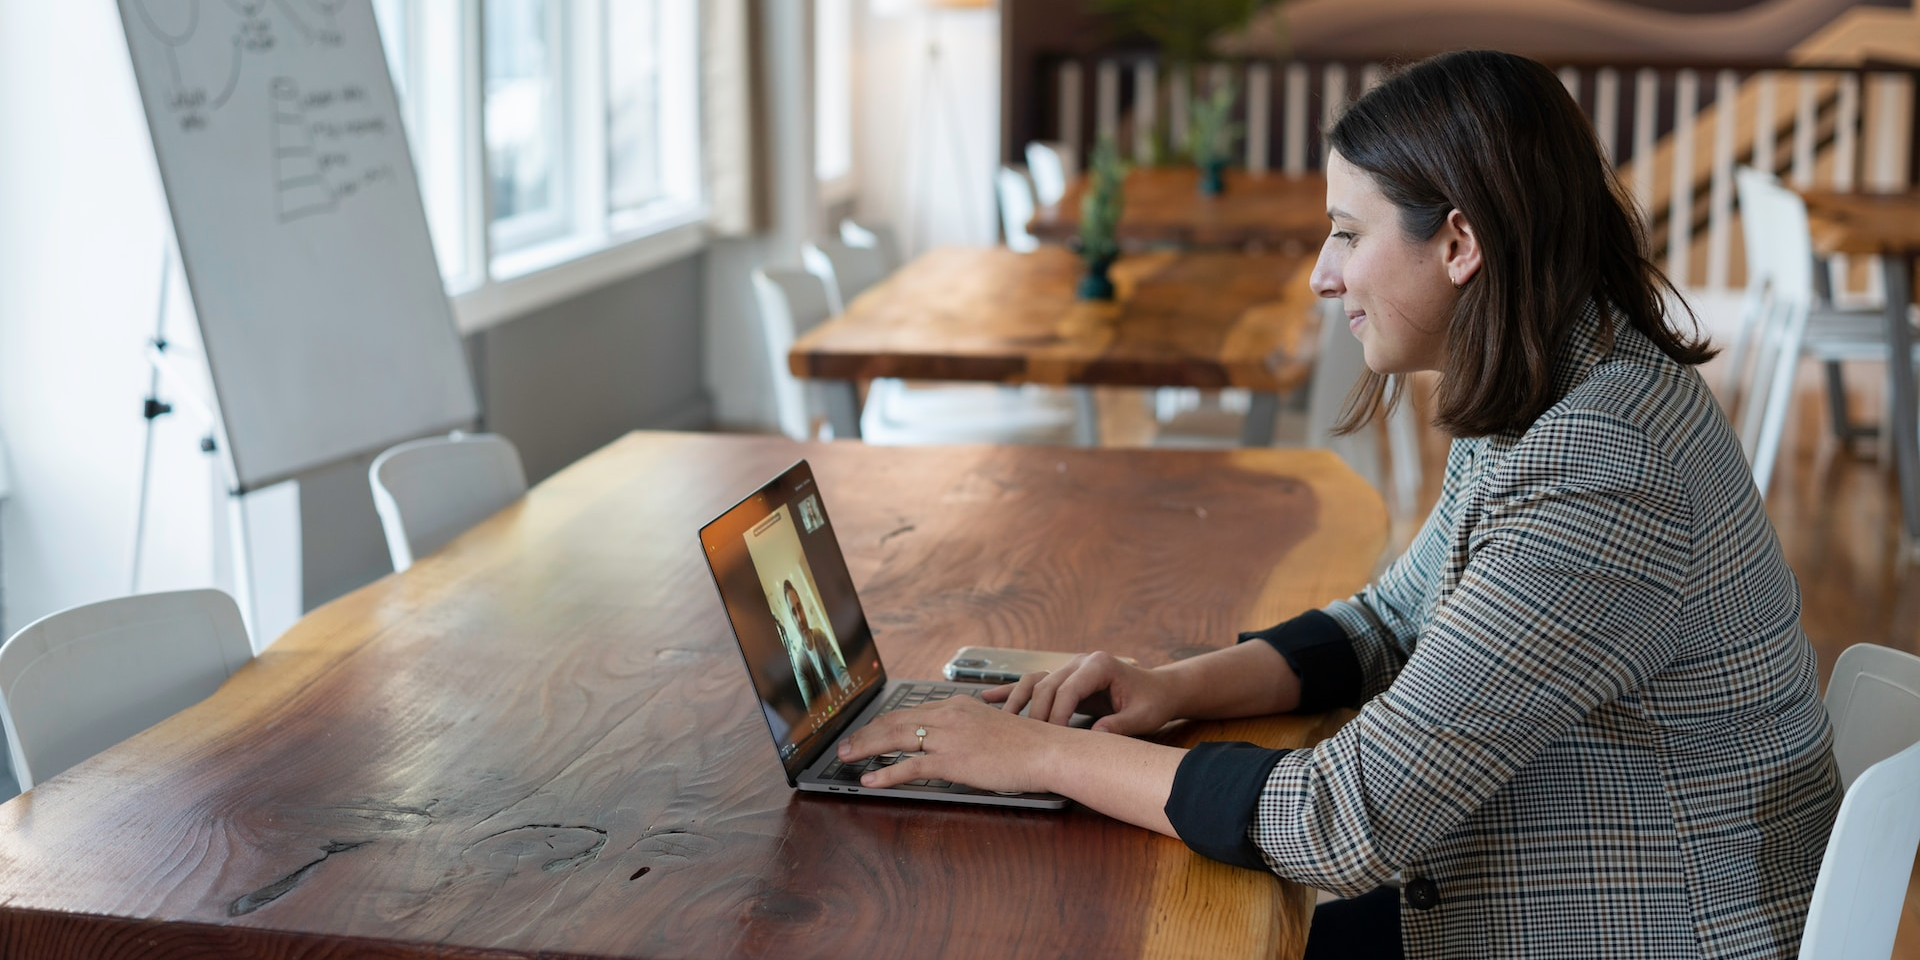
[1238,609,1362,712]
[1165,741,1290,870]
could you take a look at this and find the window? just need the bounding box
[484,0,568,247]
[371,0,703,311]
[814,0,854,197]
[374,0,476,285]
[608,0,700,232]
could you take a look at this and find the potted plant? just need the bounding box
[1090,0,1283,68]
[1076,137,1126,301]
[1188,82,1239,196]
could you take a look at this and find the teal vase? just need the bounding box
[1199,159,1226,197]
[1077,256,1116,301]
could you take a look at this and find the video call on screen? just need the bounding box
[708,467,879,761]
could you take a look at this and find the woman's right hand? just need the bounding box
[982,651,1182,736]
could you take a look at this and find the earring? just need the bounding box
[1450,275,1463,289]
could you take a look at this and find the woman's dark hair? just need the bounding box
[1328,49,1714,438]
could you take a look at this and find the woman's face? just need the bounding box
[785,586,808,630]
[1309,152,1463,374]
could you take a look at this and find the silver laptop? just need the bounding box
[698,460,1069,810]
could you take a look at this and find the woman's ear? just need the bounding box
[1443,208,1483,288]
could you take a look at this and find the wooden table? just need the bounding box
[0,432,1386,960]
[1029,167,1331,250]
[1801,188,1920,551]
[789,246,1324,446]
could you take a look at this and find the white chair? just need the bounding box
[752,267,840,441]
[996,165,1041,253]
[800,239,892,316]
[1795,643,1920,960]
[0,589,253,791]
[839,218,903,273]
[753,266,1083,446]
[1025,140,1076,209]
[1824,642,1920,789]
[370,432,527,573]
[1797,738,1920,960]
[1727,168,1818,498]
[1729,168,1920,496]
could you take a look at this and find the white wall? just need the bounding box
[0,0,284,642]
[853,1,1002,259]
[704,0,825,431]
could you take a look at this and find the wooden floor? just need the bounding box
[1098,362,1920,955]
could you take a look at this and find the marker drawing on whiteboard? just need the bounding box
[272,78,338,223]
[134,0,348,131]
[270,0,345,46]
[131,0,203,125]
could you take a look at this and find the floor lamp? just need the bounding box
[902,0,994,256]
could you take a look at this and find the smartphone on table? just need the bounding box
[942,647,1133,684]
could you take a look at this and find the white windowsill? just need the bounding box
[451,208,710,334]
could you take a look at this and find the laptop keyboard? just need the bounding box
[818,683,982,789]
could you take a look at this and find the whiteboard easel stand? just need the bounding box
[130,243,176,595]
[130,243,264,650]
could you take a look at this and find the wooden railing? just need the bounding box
[1026,54,1918,297]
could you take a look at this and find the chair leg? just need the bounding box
[1071,386,1100,447]
[1241,392,1280,447]
[1822,360,1879,445]
[1387,398,1423,517]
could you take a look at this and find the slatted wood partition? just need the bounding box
[1024,55,1918,300]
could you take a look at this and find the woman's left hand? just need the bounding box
[836,696,1069,795]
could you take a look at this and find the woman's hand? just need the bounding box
[984,651,1183,736]
[836,695,1073,794]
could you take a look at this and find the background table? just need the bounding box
[0,432,1386,960]
[789,246,1324,446]
[1029,167,1330,249]
[1800,188,1920,552]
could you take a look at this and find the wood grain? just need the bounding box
[1029,167,1331,250]
[0,433,1386,960]
[1800,189,1920,257]
[788,246,1322,393]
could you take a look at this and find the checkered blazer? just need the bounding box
[1242,306,1838,958]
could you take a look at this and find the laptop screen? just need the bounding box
[699,460,884,781]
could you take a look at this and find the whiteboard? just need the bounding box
[117,0,477,492]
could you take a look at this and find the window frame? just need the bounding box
[374,0,707,331]
[483,0,576,256]
[814,0,856,206]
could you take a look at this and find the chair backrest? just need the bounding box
[1024,140,1075,208]
[0,589,253,790]
[1797,739,1920,960]
[801,238,892,315]
[839,218,903,273]
[751,268,836,441]
[1728,166,1816,498]
[996,165,1040,253]
[1825,642,1920,788]
[1304,298,1386,490]
[369,432,527,572]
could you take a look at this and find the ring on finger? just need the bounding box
[915,726,927,753]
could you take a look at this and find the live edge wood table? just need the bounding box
[0,432,1386,960]
[1029,167,1331,249]
[789,245,1324,447]
[1800,188,1920,553]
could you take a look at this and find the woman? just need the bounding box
[785,579,850,701]
[837,50,1840,960]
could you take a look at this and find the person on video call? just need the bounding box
[836,50,1839,960]
[784,579,850,702]
[773,607,825,709]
